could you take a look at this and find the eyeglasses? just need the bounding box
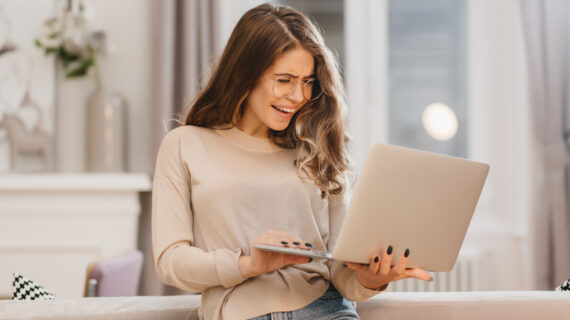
[269,76,323,101]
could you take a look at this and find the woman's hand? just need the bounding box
[344,246,432,291]
[238,230,313,279]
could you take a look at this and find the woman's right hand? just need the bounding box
[238,230,313,279]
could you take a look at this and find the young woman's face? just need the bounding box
[240,46,315,137]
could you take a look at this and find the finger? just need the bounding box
[270,230,306,249]
[284,236,312,250]
[379,245,393,276]
[368,255,381,274]
[255,230,312,250]
[303,242,314,250]
[344,262,369,272]
[402,268,432,281]
[260,230,296,247]
[284,238,306,248]
[393,248,410,274]
[284,254,312,265]
[253,230,291,246]
[291,236,313,250]
[256,238,290,247]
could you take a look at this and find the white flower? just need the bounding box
[35,0,105,79]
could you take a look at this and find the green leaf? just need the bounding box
[58,47,80,67]
[66,58,94,78]
[34,39,42,48]
[45,48,58,55]
[44,17,58,25]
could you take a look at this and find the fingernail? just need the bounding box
[305,242,313,248]
[404,248,410,258]
[308,258,313,263]
[374,256,379,263]
[292,241,301,246]
[387,245,393,255]
[429,276,434,282]
[343,263,348,267]
[281,241,288,245]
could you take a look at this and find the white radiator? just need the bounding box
[387,247,484,292]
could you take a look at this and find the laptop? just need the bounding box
[255,143,489,272]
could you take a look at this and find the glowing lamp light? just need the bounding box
[422,103,458,141]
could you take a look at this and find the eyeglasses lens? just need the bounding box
[273,78,322,101]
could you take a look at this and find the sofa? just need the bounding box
[1,291,568,319]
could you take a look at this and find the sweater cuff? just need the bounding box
[215,248,246,288]
[351,273,384,301]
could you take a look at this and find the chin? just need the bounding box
[269,122,292,132]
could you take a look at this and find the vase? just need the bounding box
[0,128,9,173]
[55,67,90,172]
[85,87,127,172]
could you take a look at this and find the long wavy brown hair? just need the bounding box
[182,3,351,199]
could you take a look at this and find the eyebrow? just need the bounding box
[274,73,316,79]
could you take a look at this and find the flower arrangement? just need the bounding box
[34,0,105,81]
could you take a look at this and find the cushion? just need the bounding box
[555,279,570,291]
[12,273,56,300]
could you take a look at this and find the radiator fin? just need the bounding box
[387,247,483,292]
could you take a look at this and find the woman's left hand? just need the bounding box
[344,246,432,291]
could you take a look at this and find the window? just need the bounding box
[388,0,467,157]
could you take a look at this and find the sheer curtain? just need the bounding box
[520,0,570,290]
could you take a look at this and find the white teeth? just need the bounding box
[274,106,295,113]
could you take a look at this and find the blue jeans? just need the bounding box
[249,285,359,320]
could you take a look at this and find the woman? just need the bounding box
[152,3,430,319]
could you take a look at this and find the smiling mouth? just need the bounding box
[272,105,296,114]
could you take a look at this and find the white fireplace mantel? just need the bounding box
[0,173,152,299]
[0,173,152,191]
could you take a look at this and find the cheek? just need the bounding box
[249,85,274,110]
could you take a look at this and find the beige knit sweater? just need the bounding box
[152,125,378,320]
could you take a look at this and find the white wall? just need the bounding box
[345,0,389,167]
[465,0,533,290]
[89,0,154,173]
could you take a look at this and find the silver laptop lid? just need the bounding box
[332,143,489,271]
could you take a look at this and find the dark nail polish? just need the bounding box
[308,258,313,263]
[281,241,288,245]
[292,241,301,246]
[305,242,313,248]
[374,256,379,263]
[387,246,393,255]
[343,263,348,267]
[404,248,410,258]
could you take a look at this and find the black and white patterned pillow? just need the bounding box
[12,273,57,300]
[555,279,570,291]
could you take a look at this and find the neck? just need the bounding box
[237,114,269,138]
[237,124,269,138]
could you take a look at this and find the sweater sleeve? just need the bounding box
[152,129,246,293]
[328,192,382,301]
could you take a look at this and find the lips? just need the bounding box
[271,105,297,114]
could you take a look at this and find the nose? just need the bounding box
[287,81,305,103]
